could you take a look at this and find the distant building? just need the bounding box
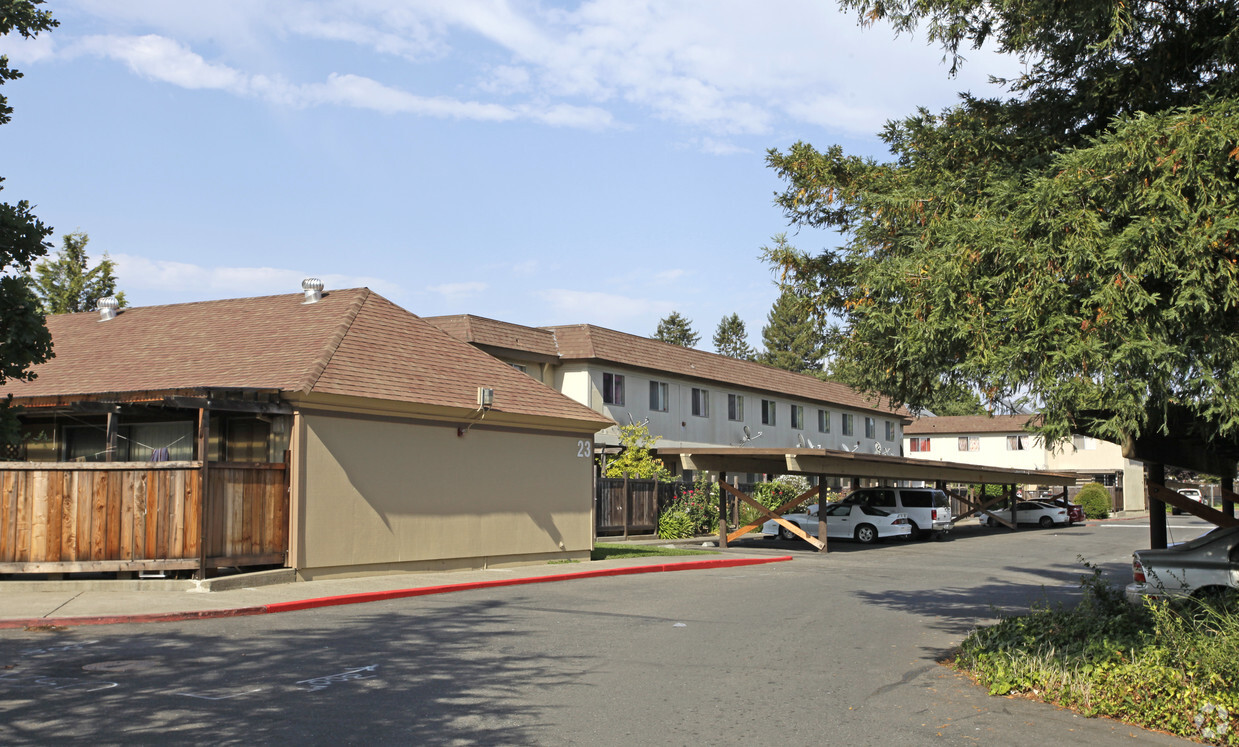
[903,414,1146,512]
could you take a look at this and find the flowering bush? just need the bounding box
[660,479,719,535]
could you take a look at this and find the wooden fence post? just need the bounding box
[197,406,210,580]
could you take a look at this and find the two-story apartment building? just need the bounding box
[902,414,1147,512]
[425,316,910,465]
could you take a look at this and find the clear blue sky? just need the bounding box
[4,1,1015,348]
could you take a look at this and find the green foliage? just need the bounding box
[764,0,1239,452]
[955,562,1239,743]
[653,311,700,348]
[713,313,754,360]
[602,422,673,481]
[660,478,720,535]
[0,1,58,446]
[1076,482,1111,519]
[656,510,696,540]
[31,232,127,314]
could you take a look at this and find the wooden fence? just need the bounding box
[595,478,686,537]
[0,462,288,574]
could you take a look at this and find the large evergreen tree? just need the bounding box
[765,0,1239,450]
[32,232,127,314]
[653,311,700,348]
[760,275,825,374]
[0,0,58,445]
[713,313,754,360]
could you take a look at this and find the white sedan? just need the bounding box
[981,501,1069,528]
[762,503,912,544]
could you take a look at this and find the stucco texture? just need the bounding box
[297,413,593,576]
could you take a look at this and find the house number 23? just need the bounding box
[576,440,591,458]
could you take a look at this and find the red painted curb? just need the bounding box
[265,556,792,613]
[1,555,793,629]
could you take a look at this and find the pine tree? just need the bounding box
[713,313,753,360]
[653,311,700,348]
[31,231,126,314]
[760,286,824,374]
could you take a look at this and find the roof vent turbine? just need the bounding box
[97,296,119,321]
[301,277,324,304]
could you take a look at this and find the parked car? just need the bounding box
[842,487,953,539]
[1035,499,1084,525]
[1171,487,1205,515]
[762,503,912,544]
[980,500,1069,528]
[1125,525,1239,605]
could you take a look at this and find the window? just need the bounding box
[791,405,804,429]
[1006,435,1030,451]
[864,417,875,439]
[691,388,710,417]
[510,363,527,374]
[649,381,669,412]
[958,436,979,452]
[909,436,930,453]
[728,394,744,421]
[841,413,854,436]
[1073,435,1097,451]
[602,373,624,405]
[884,421,895,441]
[817,409,830,433]
[761,399,776,426]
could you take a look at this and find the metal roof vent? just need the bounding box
[301,277,324,304]
[97,296,119,321]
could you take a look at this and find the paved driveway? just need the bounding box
[0,518,1203,744]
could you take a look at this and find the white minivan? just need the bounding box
[843,487,954,539]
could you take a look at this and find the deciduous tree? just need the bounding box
[0,0,58,444]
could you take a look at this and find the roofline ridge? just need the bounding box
[296,289,371,394]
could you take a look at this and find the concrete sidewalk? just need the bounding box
[0,548,792,630]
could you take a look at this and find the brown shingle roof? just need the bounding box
[545,324,909,418]
[424,314,560,358]
[0,290,611,427]
[904,414,1040,435]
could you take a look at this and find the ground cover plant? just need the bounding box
[952,562,1239,744]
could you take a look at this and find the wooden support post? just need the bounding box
[1007,484,1017,529]
[1148,462,1167,550]
[1224,475,1235,521]
[717,472,728,548]
[196,406,211,580]
[621,472,629,541]
[105,409,118,462]
[816,473,828,553]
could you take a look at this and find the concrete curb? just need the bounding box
[0,555,793,630]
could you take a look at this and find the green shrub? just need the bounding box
[659,478,719,535]
[1076,482,1111,519]
[656,510,695,540]
[954,561,1239,744]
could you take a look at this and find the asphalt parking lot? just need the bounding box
[0,515,1207,745]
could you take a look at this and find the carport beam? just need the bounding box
[718,471,728,548]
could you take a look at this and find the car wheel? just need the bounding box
[1039,516,1053,528]
[908,521,924,540]
[855,524,878,544]
[779,523,798,541]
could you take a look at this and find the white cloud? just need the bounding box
[51,1,1021,142]
[111,254,401,302]
[652,269,686,284]
[427,281,488,299]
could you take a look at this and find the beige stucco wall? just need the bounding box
[295,411,595,579]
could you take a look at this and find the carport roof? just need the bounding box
[653,447,1077,486]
